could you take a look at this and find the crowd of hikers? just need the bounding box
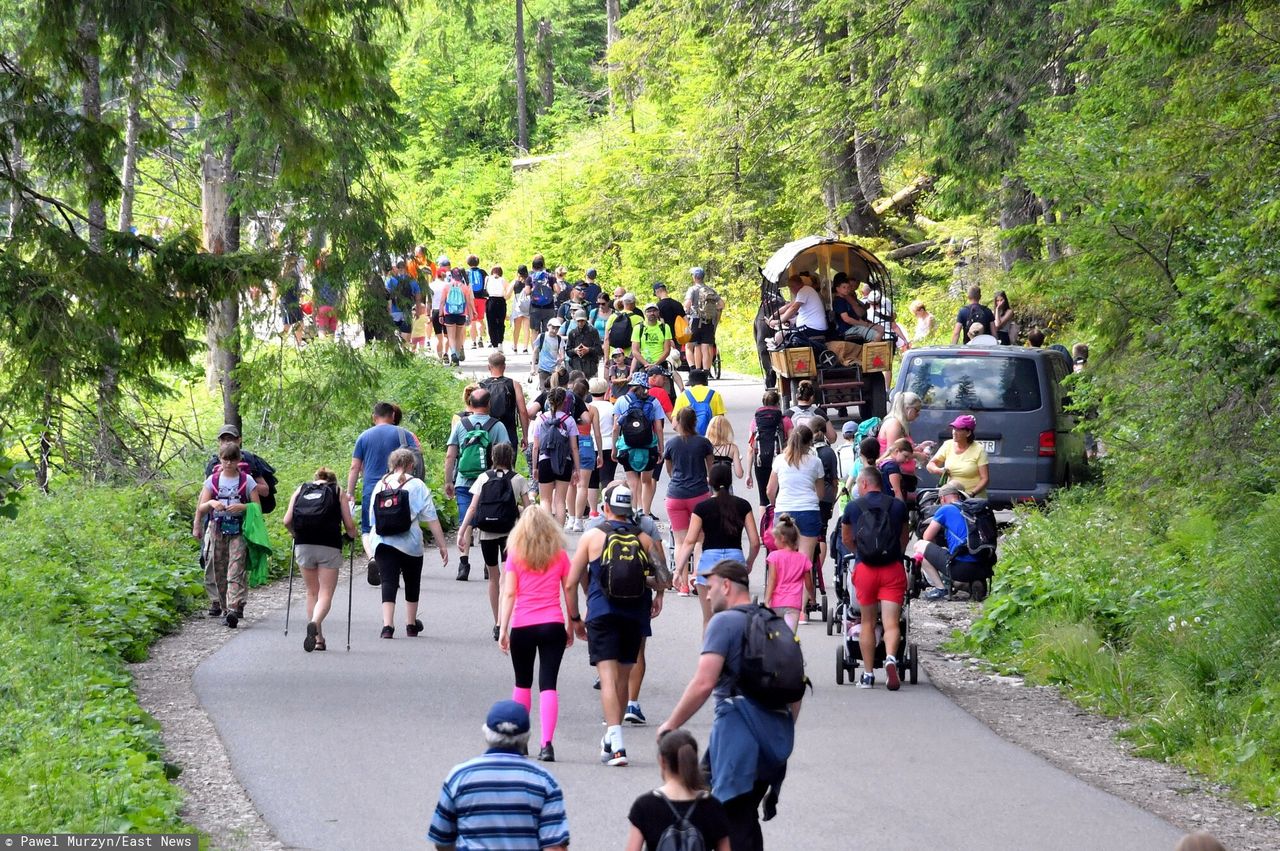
[191,256,1028,850]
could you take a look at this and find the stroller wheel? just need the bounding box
[836,645,846,685]
[908,643,919,684]
[825,615,834,636]
[821,594,830,623]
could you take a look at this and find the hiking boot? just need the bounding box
[380,625,394,639]
[884,656,901,691]
[858,672,874,688]
[624,702,647,725]
[538,743,556,762]
[406,619,423,637]
[225,612,239,629]
[233,605,245,620]
[208,605,222,618]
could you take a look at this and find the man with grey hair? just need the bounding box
[428,700,570,851]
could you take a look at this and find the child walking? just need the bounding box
[763,513,813,631]
[193,444,261,628]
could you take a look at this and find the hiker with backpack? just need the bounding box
[511,264,532,353]
[193,444,262,629]
[465,254,488,349]
[657,559,807,851]
[533,317,568,391]
[384,258,420,343]
[567,378,604,533]
[445,387,512,581]
[282,467,360,652]
[349,402,424,567]
[527,255,558,336]
[566,309,604,378]
[459,442,531,641]
[911,480,996,601]
[785,380,838,444]
[683,267,722,373]
[497,505,573,763]
[625,729,731,851]
[706,415,744,480]
[567,484,666,768]
[441,266,476,366]
[369,447,448,639]
[613,373,666,521]
[841,466,910,688]
[746,390,791,505]
[663,406,715,578]
[607,294,643,368]
[203,423,277,512]
[482,351,530,451]
[673,464,760,629]
[588,377,617,502]
[672,369,724,437]
[533,387,581,527]
[633,303,675,372]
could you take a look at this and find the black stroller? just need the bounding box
[834,553,920,685]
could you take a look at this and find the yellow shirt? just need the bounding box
[411,312,431,338]
[933,439,988,495]
[673,385,727,419]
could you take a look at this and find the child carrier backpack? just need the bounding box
[475,470,519,534]
[618,396,654,450]
[732,603,812,709]
[753,407,784,466]
[444,282,467,317]
[957,498,998,565]
[373,475,413,536]
[852,495,900,565]
[212,472,250,535]
[538,413,573,472]
[654,794,705,851]
[682,388,717,436]
[457,416,502,480]
[291,481,339,540]
[600,521,653,601]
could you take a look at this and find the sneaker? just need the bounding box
[923,587,948,601]
[884,656,901,691]
[538,743,556,762]
[208,605,222,618]
[224,612,239,629]
[677,585,691,598]
[624,703,647,725]
[406,619,423,637]
[600,740,628,766]
[380,625,394,639]
[303,622,318,653]
[593,677,601,690]
[858,672,874,688]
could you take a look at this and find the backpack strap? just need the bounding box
[460,416,475,432]
[237,472,248,503]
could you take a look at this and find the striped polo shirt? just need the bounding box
[427,749,570,850]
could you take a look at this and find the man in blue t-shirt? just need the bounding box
[348,401,421,554]
[913,481,977,599]
[385,259,421,341]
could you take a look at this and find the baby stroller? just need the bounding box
[826,525,850,635]
[834,554,919,685]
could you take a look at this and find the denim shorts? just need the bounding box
[696,548,745,586]
[783,509,824,538]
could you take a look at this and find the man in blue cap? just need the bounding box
[428,700,570,850]
[582,268,602,305]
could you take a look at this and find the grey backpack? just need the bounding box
[654,793,704,851]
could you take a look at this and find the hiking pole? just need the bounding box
[284,547,296,636]
[346,537,355,652]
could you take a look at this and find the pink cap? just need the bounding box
[949,414,977,431]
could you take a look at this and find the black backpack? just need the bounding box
[373,474,413,536]
[957,498,998,565]
[753,408,784,464]
[654,794,705,851]
[608,314,635,349]
[481,376,515,423]
[732,603,811,710]
[815,443,838,505]
[291,482,339,540]
[600,521,653,601]
[853,495,900,565]
[397,427,426,481]
[475,470,519,534]
[618,395,654,449]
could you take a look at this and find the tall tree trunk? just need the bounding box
[5,130,20,238]
[202,123,242,432]
[605,0,620,112]
[853,131,885,205]
[998,175,1040,271]
[536,19,554,114]
[515,0,528,151]
[117,59,144,232]
[1042,197,1061,262]
[822,127,876,237]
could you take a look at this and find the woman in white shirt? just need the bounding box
[765,424,826,565]
[485,265,510,349]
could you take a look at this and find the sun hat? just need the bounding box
[842,421,858,436]
[217,424,241,439]
[644,302,659,312]
[628,372,650,388]
[548,317,564,328]
[938,481,968,500]
[573,309,588,321]
[949,414,977,431]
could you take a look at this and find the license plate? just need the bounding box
[979,440,998,454]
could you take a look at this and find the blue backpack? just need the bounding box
[467,266,487,296]
[530,272,555,308]
[682,388,717,436]
[444,282,467,317]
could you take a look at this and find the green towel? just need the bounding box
[242,502,274,586]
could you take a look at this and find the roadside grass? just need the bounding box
[955,488,1280,811]
[0,342,460,832]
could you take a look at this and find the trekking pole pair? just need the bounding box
[283,536,354,652]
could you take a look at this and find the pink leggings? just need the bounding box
[665,492,711,532]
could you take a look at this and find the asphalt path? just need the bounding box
[195,347,1183,850]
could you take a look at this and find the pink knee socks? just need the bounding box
[512,686,532,712]
[539,690,559,747]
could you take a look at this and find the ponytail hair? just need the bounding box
[796,380,816,403]
[658,729,707,792]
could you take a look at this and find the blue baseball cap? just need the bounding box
[485,700,530,735]
[842,421,858,436]
[690,267,705,280]
[653,282,668,293]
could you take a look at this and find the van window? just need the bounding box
[904,355,1043,412]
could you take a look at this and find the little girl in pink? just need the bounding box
[764,513,814,631]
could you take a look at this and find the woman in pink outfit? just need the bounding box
[498,505,574,763]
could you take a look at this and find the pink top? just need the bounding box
[767,550,811,610]
[508,550,570,629]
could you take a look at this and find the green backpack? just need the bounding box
[457,416,502,480]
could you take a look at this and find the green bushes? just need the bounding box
[959,489,1280,810]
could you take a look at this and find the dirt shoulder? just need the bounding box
[911,599,1280,851]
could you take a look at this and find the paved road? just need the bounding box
[195,348,1183,850]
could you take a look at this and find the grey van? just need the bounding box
[892,346,1087,506]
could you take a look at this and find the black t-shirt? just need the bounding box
[957,303,996,336]
[534,389,587,422]
[693,494,753,551]
[628,791,730,851]
[832,295,866,334]
[657,297,685,335]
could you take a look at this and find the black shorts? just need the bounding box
[479,537,508,567]
[282,304,304,325]
[819,501,834,531]
[431,310,444,335]
[394,317,412,335]
[691,319,717,346]
[586,614,645,665]
[537,457,573,483]
[441,313,467,326]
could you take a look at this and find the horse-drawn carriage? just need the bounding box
[753,236,898,421]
